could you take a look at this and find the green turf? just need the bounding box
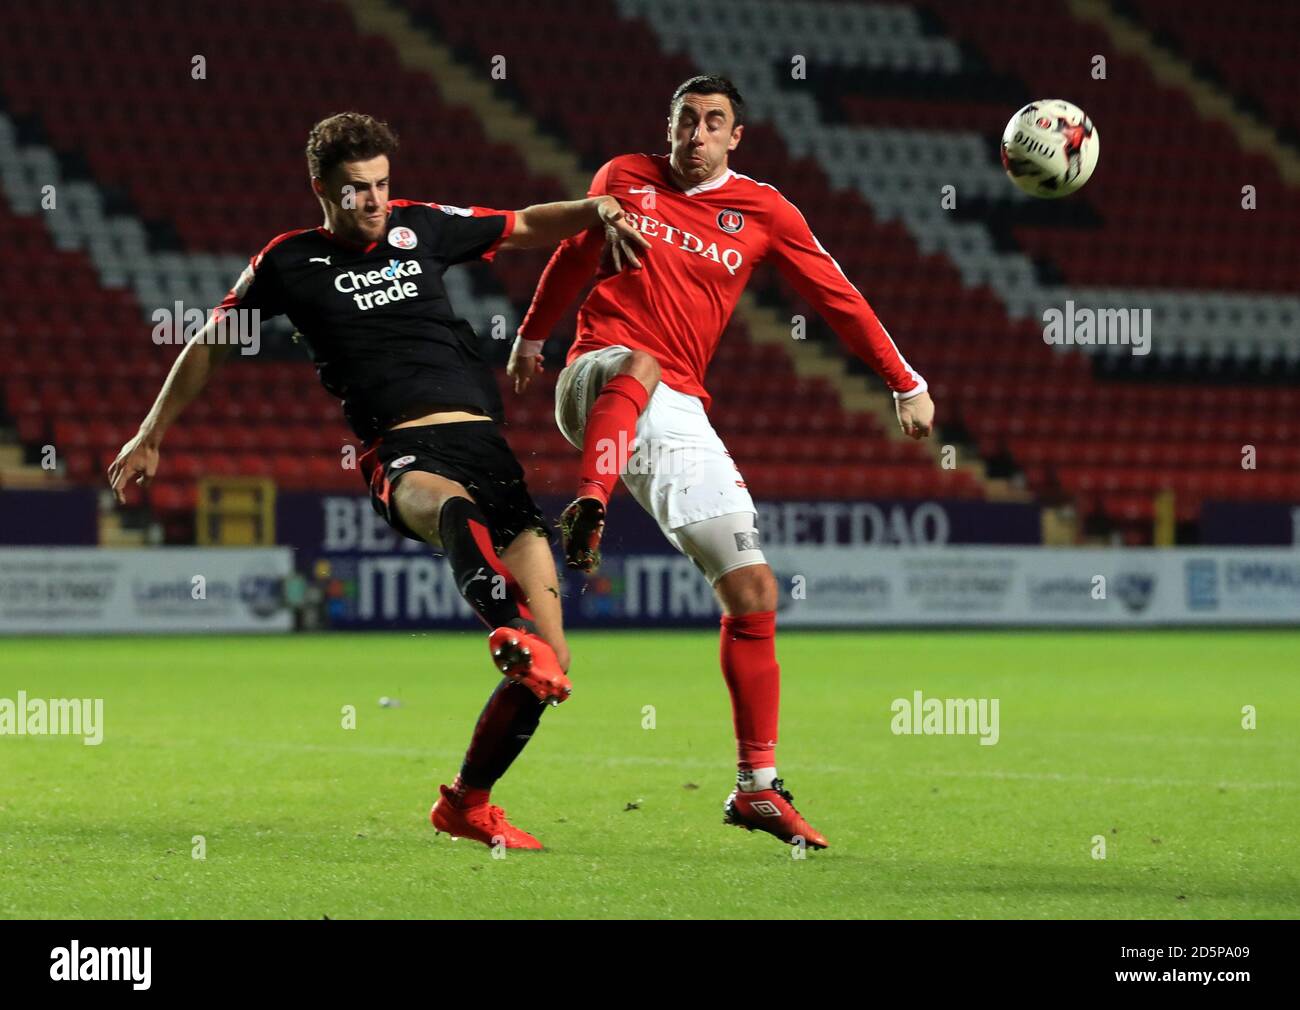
[1,630,1297,919]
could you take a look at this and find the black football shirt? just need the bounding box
[215,199,515,442]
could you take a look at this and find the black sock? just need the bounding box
[438,496,535,631]
[459,678,547,789]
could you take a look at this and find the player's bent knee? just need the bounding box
[392,475,471,547]
[673,511,768,600]
[623,349,661,395]
[716,563,777,616]
[394,496,442,546]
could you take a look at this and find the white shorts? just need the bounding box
[555,344,764,583]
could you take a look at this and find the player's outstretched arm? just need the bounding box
[768,193,934,439]
[506,160,634,394]
[108,318,235,503]
[503,196,648,268]
[507,215,611,394]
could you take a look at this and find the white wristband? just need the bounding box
[513,335,545,357]
[893,377,929,401]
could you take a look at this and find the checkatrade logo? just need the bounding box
[334,258,425,310]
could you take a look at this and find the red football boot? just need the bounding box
[488,627,572,705]
[558,497,606,573]
[724,778,829,849]
[430,785,543,850]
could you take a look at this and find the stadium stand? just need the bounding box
[1,0,1296,546]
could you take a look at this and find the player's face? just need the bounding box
[667,95,742,186]
[315,155,391,243]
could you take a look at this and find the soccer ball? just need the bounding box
[1000,99,1099,198]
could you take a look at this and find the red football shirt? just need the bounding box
[518,153,926,408]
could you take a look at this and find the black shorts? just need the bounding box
[359,421,550,550]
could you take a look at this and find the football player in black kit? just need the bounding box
[108,112,649,849]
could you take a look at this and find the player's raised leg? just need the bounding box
[560,349,660,573]
[448,532,570,814]
[391,471,571,705]
[392,472,568,849]
[673,519,829,850]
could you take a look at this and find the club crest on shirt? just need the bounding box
[717,209,744,234]
[388,226,418,250]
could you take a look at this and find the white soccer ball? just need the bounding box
[1001,99,1099,198]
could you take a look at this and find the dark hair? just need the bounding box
[306,112,400,180]
[670,75,745,128]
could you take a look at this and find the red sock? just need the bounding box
[577,374,649,505]
[455,677,546,797]
[719,610,780,770]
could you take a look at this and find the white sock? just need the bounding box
[737,766,777,792]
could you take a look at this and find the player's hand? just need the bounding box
[107,431,160,504]
[598,196,649,272]
[896,390,934,439]
[508,341,544,394]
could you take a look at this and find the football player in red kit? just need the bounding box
[508,77,935,849]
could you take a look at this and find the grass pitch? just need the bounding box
[1,630,1297,919]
